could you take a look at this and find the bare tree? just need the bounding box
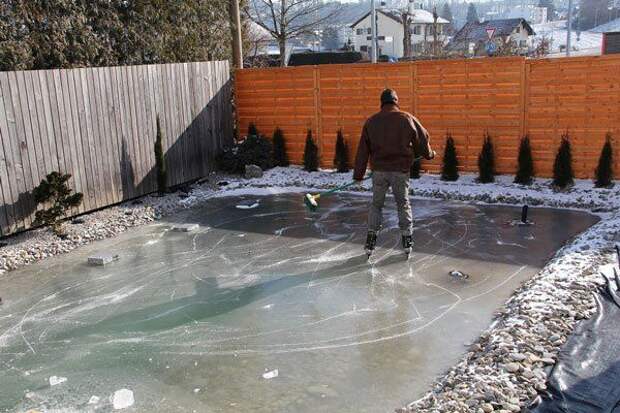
[401,9,414,59]
[245,0,340,66]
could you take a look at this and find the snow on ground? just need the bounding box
[2,166,619,412]
[532,21,603,57]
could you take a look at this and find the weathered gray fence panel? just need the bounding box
[0,61,232,236]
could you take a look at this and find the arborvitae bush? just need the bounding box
[272,127,290,167]
[303,129,319,172]
[410,158,421,179]
[154,116,167,194]
[248,123,259,137]
[334,129,349,173]
[216,148,241,173]
[595,133,613,188]
[33,171,83,235]
[553,134,574,189]
[238,134,273,170]
[441,134,459,181]
[478,133,495,183]
[514,135,534,185]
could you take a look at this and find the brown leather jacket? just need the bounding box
[353,104,433,180]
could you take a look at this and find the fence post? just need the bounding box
[313,66,323,165]
[520,57,528,140]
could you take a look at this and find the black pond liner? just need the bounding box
[528,271,620,413]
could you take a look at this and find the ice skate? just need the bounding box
[402,234,413,258]
[365,232,377,258]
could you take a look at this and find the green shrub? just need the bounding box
[553,134,574,189]
[478,133,495,183]
[441,134,459,181]
[334,129,349,173]
[303,129,319,172]
[272,128,290,167]
[33,172,83,235]
[514,135,534,185]
[216,148,241,173]
[248,123,259,137]
[238,134,273,170]
[154,116,167,194]
[594,133,613,188]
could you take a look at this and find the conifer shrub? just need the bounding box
[441,134,459,181]
[478,133,495,183]
[552,134,574,189]
[514,135,534,185]
[272,127,290,167]
[334,129,349,173]
[303,129,319,172]
[594,133,613,188]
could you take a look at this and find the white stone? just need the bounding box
[88,253,119,266]
[88,395,100,404]
[262,369,278,379]
[112,389,134,410]
[49,376,67,386]
[171,224,199,232]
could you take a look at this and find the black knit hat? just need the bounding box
[380,89,399,106]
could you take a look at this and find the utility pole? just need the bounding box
[566,0,573,57]
[371,0,378,63]
[230,0,244,69]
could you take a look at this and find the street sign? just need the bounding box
[485,41,497,55]
[486,27,496,40]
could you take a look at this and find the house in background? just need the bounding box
[449,18,536,56]
[591,18,620,54]
[349,7,450,59]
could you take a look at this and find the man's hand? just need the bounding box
[426,150,437,160]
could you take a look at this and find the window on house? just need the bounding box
[519,40,527,48]
[360,45,368,52]
[367,28,372,34]
[356,28,364,35]
[413,26,421,35]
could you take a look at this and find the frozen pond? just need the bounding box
[0,192,598,412]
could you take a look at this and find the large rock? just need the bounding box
[245,164,263,179]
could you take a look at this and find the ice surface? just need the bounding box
[111,389,134,410]
[0,193,598,413]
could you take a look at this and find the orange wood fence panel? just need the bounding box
[236,55,620,179]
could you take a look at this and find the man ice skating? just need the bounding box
[353,89,435,257]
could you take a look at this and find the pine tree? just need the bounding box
[553,134,574,189]
[154,116,167,194]
[441,134,459,181]
[441,3,455,34]
[334,129,349,173]
[303,129,319,172]
[594,133,613,188]
[410,158,421,179]
[514,135,534,185]
[466,3,479,23]
[248,123,259,137]
[478,133,495,183]
[272,127,289,167]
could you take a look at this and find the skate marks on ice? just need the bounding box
[0,193,598,413]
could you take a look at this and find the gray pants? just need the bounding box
[368,171,412,235]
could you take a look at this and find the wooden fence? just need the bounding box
[236,55,620,179]
[0,61,233,236]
